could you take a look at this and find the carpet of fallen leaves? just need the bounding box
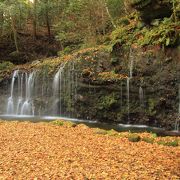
[0,121,179,179]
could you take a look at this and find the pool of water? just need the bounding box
[0,115,179,136]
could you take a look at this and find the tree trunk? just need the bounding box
[11,16,19,52]
[33,0,37,39]
[104,0,117,29]
[45,1,51,39]
[0,11,4,36]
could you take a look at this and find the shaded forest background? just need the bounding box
[0,0,179,64]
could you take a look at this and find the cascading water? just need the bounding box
[127,78,130,120]
[21,71,36,115]
[16,72,24,115]
[139,86,144,108]
[126,48,134,121]
[120,82,123,109]
[3,58,179,133]
[52,61,78,117]
[129,49,134,79]
[175,85,180,131]
[6,71,36,116]
[7,70,19,114]
[53,63,66,115]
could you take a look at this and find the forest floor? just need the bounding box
[0,121,179,179]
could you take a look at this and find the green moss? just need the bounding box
[150,132,157,138]
[0,61,14,71]
[142,137,154,144]
[94,128,108,135]
[107,129,119,136]
[94,129,119,136]
[157,140,179,147]
[51,120,64,126]
[128,134,141,142]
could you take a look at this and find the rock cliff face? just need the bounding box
[73,46,180,130]
[129,0,173,23]
[0,46,179,130]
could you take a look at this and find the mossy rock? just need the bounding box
[76,124,89,129]
[141,137,155,144]
[9,51,28,64]
[157,140,179,147]
[51,120,64,126]
[129,0,173,23]
[128,134,141,142]
[107,129,119,136]
[94,128,108,135]
[51,120,77,127]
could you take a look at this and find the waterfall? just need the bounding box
[129,48,134,79]
[6,71,36,116]
[5,60,131,118]
[53,63,65,115]
[16,72,24,114]
[175,85,180,131]
[139,86,144,108]
[7,70,19,114]
[52,61,78,117]
[127,78,130,121]
[21,71,36,115]
[120,82,123,109]
[126,48,134,121]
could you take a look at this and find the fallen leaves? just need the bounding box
[97,71,128,82]
[0,121,179,179]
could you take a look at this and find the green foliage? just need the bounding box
[137,19,179,47]
[117,17,130,26]
[58,46,77,57]
[98,93,118,110]
[111,18,137,46]
[111,15,179,50]
[147,99,158,116]
[0,61,14,81]
[0,61,14,71]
